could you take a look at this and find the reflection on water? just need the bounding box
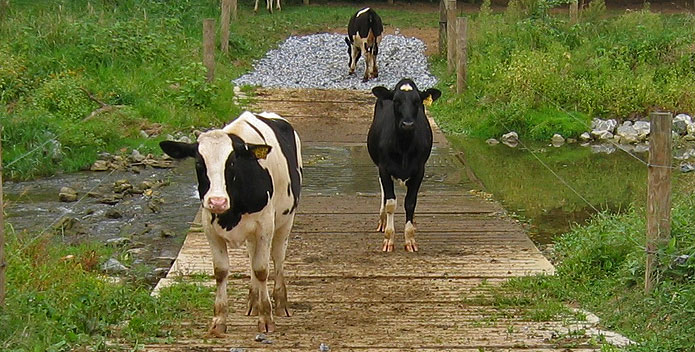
[448,136,661,244]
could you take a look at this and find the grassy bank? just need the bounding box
[0,226,214,351]
[486,188,695,351]
[0,0,436,180]
[430,0,695,140]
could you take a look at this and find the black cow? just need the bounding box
[345,7,383,82]
[367,79,441,252]
[160,111,302,335]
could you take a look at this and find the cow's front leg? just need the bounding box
[272,220,292,317]
[206,230,230,337]
[404,171,424,252]
[379,168,396,252]
[377,177,386,232]
[267,0,272,13]
[253,0,259,13]
[248,232,275,332]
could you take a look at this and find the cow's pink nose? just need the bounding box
[207,197,228,212]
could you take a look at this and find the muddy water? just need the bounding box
[448,136,660,244]
[4,161,200,280]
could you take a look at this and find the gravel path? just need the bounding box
[233,33,438,91]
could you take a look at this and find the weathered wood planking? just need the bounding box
[147,88,600,351]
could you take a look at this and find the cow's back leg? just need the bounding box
[271,217,293,317]
[206,229,230,337]
[404,170,424,252]
[379,167,396,252]
[275,0,281,11]
[362,44,372,82]
[349,44,360,75]
[267,0,272,13]
[254,0,259,13]
[247,229,275,332]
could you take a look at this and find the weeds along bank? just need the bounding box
[0,0,436,180]
[430,0,695,140]
[494,191,695,351]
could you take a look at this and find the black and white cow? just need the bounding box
[159,111,302,335]
[255,0,281,13]
[345,7,383,82]
[367,79,441,252]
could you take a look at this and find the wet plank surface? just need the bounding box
[147,89,601,351]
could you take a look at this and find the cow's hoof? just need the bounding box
[381,238,394,252]
[405,240,419,252]
[208,322,227,337]
[258,319,276,333]
[348,71,355,75]
[275,306,291,317]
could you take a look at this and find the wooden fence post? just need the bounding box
[203,18,215,83]
[220,0,231,54]
[439,0,446,55]
[231,0,237,21]
[1,127,5,308]
[569,0,578,23]
[446,0,457,73]
[456,17,467,94]
[0,0,9,23]
[303,0,309,5]
[645,111,672,293]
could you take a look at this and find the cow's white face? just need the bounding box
[197,130,235,214]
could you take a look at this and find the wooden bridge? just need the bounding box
[148,88,606,351]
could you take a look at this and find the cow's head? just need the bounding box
[160,131,271,214]
[372,79,441,132]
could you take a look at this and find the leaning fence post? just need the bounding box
[203,18,216,83]
[569,0,578,23]
[456,17,467,94]
[645,111,672,293]
[0,127,5,308]
[439,0,446,55]
[446,0,457,73]
[220,0,232,54]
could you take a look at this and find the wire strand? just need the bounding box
[497,121,601,214]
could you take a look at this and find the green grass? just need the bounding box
[0,225,215,351]
[0,0,436,180]
[430,0,695,140]
[488,190,695,351]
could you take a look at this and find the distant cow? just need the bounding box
[160,111,302,335]
[345,7,383,82]
[255,0,281,13]
[367,79,441,252]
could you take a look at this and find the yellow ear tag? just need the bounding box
[423,95,433,107]
[252,146,271,159]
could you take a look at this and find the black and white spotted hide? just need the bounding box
[367,79,441,252]
[345,7,383,82]
[159,111,302,335]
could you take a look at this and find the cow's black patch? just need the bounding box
[211,134,274,231]
[367,78,441,222]
[255,115,301,213]
[245,120,267,143]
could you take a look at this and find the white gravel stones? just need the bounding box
[233,33,437,90]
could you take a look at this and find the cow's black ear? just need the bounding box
[372,86,393,100]
[247,144,272,160]
[420,88,442,103]
[159,141,198,159]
